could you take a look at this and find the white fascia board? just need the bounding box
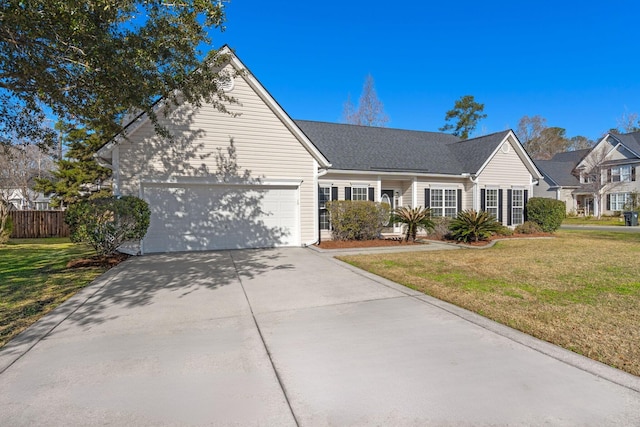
[325,169,467,180]
[225,50,331,169]
[475,131,543,179]
[576,134,612,169]
[140,176,302,187]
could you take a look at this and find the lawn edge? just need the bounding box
[326,253,640,393]
[0,260,130,374]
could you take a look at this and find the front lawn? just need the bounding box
[0,239,108,348]
[563,216,625,226]
[339,230,640,376]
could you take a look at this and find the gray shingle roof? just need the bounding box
[550,148,591,163]
[295,120,510,175]
[534,160,581,187]
[611,131,640,156]
[535,148,592,187]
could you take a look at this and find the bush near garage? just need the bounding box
[526,197,566,232]
[65,196,150,256]
[326,200,390,241]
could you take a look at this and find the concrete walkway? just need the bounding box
[1,248,639,426]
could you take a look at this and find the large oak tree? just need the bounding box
[0,0,231,147]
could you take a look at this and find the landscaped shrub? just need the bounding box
[525,197,566,232]
[0,215,12,245]
[449,210,502,243]
[514,221,543,234]
[326,200,390,241]
[392,206,434,242]
[65,196,150,256]
[429,216,452,239]
[495,225,514,236]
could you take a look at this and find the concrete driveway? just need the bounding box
[1,248,639,426]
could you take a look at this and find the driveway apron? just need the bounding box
[1,247,639,426]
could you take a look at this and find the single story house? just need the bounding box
[97,47,542,254]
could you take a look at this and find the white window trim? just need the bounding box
[511,188,525,225]
[430,188,458,218]
[485,188,499,219]
[351,185,369,201]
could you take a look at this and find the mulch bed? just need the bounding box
[316,233,553,249]
[316,238,424,250]
[67,253,130,269]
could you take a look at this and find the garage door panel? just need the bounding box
[142,184,299,253]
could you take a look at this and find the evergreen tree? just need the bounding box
[440,95,487,139]
[35,124,112,208]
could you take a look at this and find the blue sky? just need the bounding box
[216,0,640,141]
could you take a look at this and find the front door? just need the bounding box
[381,189,401,233]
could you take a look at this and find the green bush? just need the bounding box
[525,197,566,232]
[495,225,514,236]
[0,215,12,245]
[449,210,502,243]
[326,200,390,241]
[392,206,434,242]
[514,221,543,234]
[65,196,150,256]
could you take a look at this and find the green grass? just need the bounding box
[563,216,625,226]
[340,230,640,377]
[0,239,107,348]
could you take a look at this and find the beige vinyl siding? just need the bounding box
[607,146,635,162]
[118,67,318,244]
[477,141,532,187]
[415,178,467,210]
[319,176,376,202]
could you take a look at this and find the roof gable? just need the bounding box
[97,46,331,168]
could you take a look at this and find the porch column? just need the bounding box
[412,177,418,208]
[376,176,381,201]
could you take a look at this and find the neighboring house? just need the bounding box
[533,149,590,214]
[535,132,640,216]
[574,131,640,216]
[96,47,542,254]
[1,189,53,211]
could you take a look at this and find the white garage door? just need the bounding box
[141,183,299,253]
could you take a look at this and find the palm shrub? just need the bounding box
[392,206,434,242]
[449,209,502,243]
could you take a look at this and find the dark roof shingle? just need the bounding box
[295,120,510,175]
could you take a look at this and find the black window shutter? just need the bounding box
[607,194,611,210]
[633,167,637,182]
[480,189,486,211]
[331,186,338,201]
[498,189,504,223]
[424,189,430,208]
[368,187,375,201]
[457,189,462,213]
[345,187,351,201]
[524,190,529,221]
[607,168,612,182]
[507,189,513,226]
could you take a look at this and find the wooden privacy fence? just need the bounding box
[9,211,70,238]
